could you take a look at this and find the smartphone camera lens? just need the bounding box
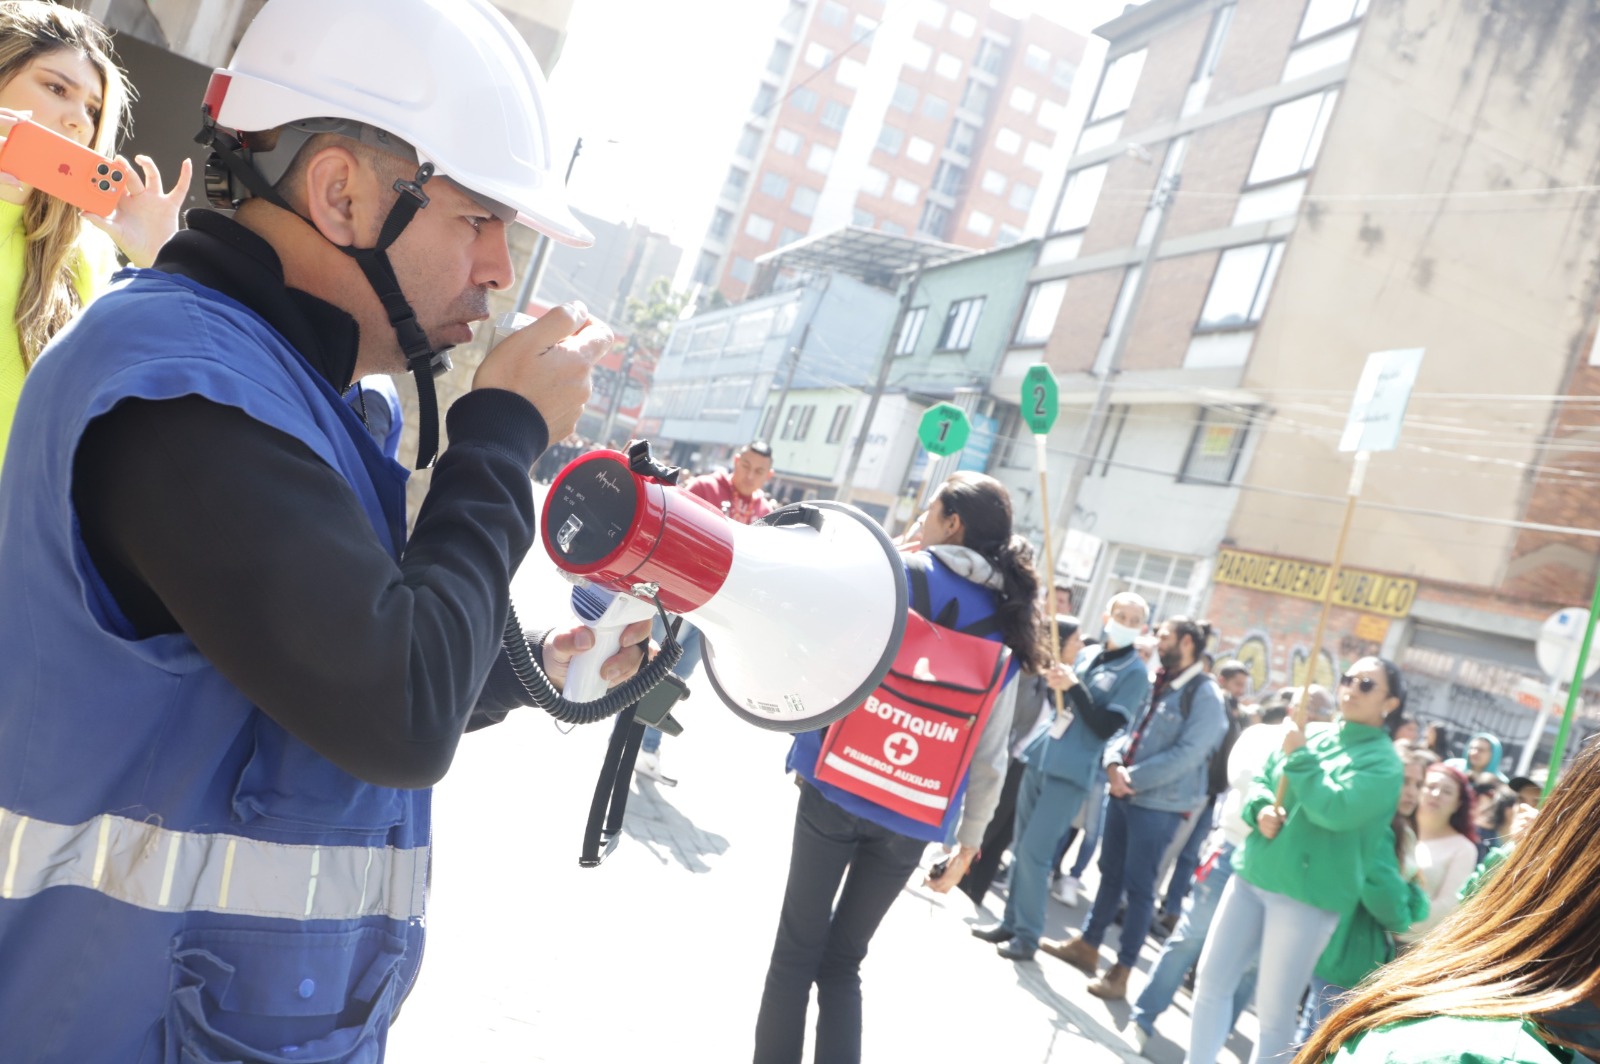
[110,170,124,182]
[96,163,109,176]
[97,180,110,191]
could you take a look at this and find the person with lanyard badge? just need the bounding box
[1040,616,1230,1001]
[1299,736,1600,1064]
[970,592,1152,961]
[637,438,776,785]
[0,1,655,1058]
[753,471,1046,1064]
[1185,657,1407,1064]
[0,1,190,470]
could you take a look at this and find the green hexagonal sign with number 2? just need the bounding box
[1021,363,1059,435]
[917,402,970,456]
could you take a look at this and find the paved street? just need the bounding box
[386,540,1261,1063]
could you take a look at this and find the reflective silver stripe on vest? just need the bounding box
[0,806,427,922]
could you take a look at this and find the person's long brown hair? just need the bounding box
[0,2,131,365]
[1296,738,1600,1062]
[932,471,1046,673]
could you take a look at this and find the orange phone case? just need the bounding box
[0,119,125,216]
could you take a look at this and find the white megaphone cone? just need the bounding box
[541,448,908,733]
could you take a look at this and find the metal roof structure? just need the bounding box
[752,226,973,291]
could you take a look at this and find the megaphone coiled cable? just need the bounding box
[502,600,685,725]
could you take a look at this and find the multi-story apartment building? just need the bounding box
[991,0,1600,765]
[692,0,1085,301]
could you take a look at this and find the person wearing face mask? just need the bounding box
[1185,656,1406,1064]
[1299,738,1600,1064]
[1040,615,1228,1002]
[971,593,1152,961]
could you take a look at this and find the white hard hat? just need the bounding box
[205,0,592,247]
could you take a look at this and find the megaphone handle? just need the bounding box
[563,593,659,704]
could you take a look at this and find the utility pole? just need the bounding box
[1049,173,1179,571]
[512,137,585,314]
[769,323,810,444]
[838,257,927,502]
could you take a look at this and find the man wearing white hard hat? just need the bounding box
[0,0,649,1058]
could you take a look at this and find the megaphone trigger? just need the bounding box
[563,584,660,704]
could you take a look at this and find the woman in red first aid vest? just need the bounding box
[753,471,1049,1064]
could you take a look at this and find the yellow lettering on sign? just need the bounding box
[1212,549,1416,619]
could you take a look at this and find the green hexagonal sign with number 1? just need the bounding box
[917,402,970,457]
[1021,363,1059,435]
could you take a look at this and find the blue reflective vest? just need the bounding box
[788,552,1016,843]
[0,270,423,1062]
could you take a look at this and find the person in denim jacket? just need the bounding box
[1041,616,1228,1000]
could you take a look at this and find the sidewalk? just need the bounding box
[385,549,1260,1062]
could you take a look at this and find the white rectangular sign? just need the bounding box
[1340,348,1424,453]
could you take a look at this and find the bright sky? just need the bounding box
[546,0,1141,274]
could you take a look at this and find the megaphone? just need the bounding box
[540,445,908,733]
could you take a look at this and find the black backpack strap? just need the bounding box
[907,559,933,619]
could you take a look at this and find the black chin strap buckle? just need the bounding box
[625,439,682,486]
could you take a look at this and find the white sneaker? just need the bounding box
[1129,1024,1152,1056]
[634,751,677,786]
[1051,875,1082,906]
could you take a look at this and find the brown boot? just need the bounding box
[1087,963,1131,1000]
[1039,934,1101,977]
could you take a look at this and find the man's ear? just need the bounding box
[299,144,366,248]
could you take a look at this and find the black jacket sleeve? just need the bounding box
[73,388,549,788]
[1068,681,1125,739]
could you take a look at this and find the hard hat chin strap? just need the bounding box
[198,120,448,468]
[336,162,446,470]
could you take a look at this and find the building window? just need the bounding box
[882,220,906,236]
[922,94,949,122]
[709,208,734,240]
[826,404,851,444]
[1197,242,1285,330]
[791,86,819,113]
[1052,59,1077,89]
[892,178,920,206]
[780,405,802,439]
[935,52,963,80]
[779,226,805,246]
[996,224,1023,247]
[1014,279,1066,345]
[976,37,1008,75]
[906,136,935,164]
[1024,44,1050,73]
[795,404,816,441]
[958,79,992,115]
[1052,163,1107,233]
[805,42,833,69]
[821,99,851,130]
[947,120,979,157]
[950,10,978,37]
[894,306,927,356]
[757,404,776,441]
[1009,181,1036,211]
[876,125,905,155]
[759,171,789,199]
[721,166,749,201]
[918,200,951,239]
[1179,406,1253,484]
[807,144,835,172]
[819,0,846,26]
[905,40,932,71]
[862,166,890,197]
[774,128,803,155]
[891,82,916,112]
[850,209,873,228]
[692,249,719,286]
[837,58,866,89]
[980,168,1007,195]
[965,210,993,236]
[937,297,985,351]
[1090,49,1147,121]
[753,83,777,115]
[735,125,762,159]
[1298,0,1369,40]
[745,214,775,240]
[1247,90,1338,185]
[1105,547,1199,625]
[1010,86,1038,115]
[792,186,821,216]
[995,127,1021,154]
[767,40,793,77]
[933,160,967,197]
[729,257,756,284]
[919,0,946,27]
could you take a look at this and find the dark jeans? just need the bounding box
[1082,797,1184,969]
[959,757,1026,904]
[754,781,927,1064]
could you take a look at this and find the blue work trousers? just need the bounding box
[1000,768,1088,950]
[1081,797,1184,969]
